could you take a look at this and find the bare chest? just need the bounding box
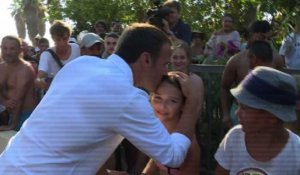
[0,67,19,92]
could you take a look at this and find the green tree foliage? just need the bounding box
[50,0,151,35]
[12,0,299,45]
[10,0,46,44]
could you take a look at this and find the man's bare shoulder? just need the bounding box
[227,50,247,65]
[222,50,249,85]
[14,60,35,79]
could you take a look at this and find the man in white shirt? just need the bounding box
[279,18,300,69]
[0,23,202,175]
[36,20,80,90]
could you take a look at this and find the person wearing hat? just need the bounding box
[79,32,104,58]
[221,20,285,130]
[34,34,42,52]
[215,66,300,175]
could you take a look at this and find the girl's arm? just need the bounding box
[142,159,158,175]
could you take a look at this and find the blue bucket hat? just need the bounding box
[230,66,298,122]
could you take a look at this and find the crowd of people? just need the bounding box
[0,0,300,174]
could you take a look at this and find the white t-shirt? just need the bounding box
[279,33,300,69]
[205,30,241,57]
[38,43,80,76]
[0,54,191,175]
[215,125,300,175]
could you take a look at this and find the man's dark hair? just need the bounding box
[163,0,181,12]
[105,32,119,39]
[94,20,107,30]
[39,38,49,45]
[249,20,271,33]
[115,23,170,64]
[1,35,21,48]
[248,40,273,63]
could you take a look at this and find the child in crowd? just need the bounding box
[215,66,300,175]
[142,75,202,175]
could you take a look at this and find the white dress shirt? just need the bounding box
[0,54,190,175]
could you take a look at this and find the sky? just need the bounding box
[0,0,18,41]
[0,0,52,46]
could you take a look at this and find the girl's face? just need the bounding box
[151,81,184,122]
[222,16,233,31]
[171,48,190,72]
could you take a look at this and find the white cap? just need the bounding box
[79,33,103,48]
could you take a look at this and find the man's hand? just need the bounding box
[4,99,17,111]
[35,78,50,90]
[168,71,197,99]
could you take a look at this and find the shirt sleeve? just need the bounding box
[231,31,241,49]
[171,20,192,45]
[114,90,191,168]
[180,24,192,45]
[279,34,293,56]
[38,51,51,73]
[214,127,236,170]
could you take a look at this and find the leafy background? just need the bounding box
[10,0,300,47]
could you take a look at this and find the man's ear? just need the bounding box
[140,52,152,67]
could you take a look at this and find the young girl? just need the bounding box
[171,41,204,112]
[143,75,202,175]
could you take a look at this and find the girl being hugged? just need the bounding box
[143,74,202,175]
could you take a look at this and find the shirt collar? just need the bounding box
[107,54,133,85]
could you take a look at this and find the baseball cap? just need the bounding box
[79,33,104,48]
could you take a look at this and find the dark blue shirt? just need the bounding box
[171,19,192,44]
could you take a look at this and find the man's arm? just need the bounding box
[221,56,237,129]
[172,71,203,140]
[142,159,158,175]
[35,51,51,89]
[35,70,51,90]
[179,22,192,45]
[0,66,34,131]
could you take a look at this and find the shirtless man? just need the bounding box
[221,20,285,129]
[0,35,37,131]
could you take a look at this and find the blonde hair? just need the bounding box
[50,20,72,37]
